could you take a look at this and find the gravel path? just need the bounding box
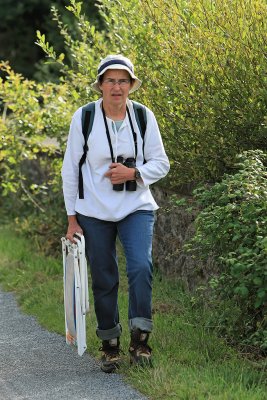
[0,290,148,400]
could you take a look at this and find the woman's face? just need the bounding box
[99,69,133,107]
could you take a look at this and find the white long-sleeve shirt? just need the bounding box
[62,98,170,221]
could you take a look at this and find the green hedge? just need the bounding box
[187,150,267,350]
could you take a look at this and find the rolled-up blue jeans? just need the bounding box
[77,210,154,341]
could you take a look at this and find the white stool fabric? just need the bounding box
[61,234,89,356]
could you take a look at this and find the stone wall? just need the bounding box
[151,186,217,290]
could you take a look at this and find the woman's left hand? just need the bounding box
[104,163,135,184]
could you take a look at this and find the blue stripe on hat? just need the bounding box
[98,59,133,75]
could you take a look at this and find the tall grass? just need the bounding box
[0,226,266,400]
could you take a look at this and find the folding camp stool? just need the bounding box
[61,233,89,356]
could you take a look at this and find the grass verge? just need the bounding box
[0,226,266,399]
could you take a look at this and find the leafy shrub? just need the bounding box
[0,61,75,249]
[188,150,267,350]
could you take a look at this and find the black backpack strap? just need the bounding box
[78,102,95,199]
[132,101,147,163]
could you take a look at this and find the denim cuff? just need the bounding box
[129,317,153,333]
[96,323,122,340]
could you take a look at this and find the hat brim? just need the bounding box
[91,64,142,94]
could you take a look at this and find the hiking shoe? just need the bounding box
[129,329,152,366]
[99,338,121,373]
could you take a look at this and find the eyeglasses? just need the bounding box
[102,78,131,87]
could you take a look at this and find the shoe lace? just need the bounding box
[130,340,152,355]
[99,345,124,356]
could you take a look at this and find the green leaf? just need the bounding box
[234,286,249,297]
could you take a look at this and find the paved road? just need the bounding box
[0,291,147,400]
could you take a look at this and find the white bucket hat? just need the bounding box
[91,54,142,94]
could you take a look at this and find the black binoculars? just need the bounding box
[113,156,137,192]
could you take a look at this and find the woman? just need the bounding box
[62,54,170,373]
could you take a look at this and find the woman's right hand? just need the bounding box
[66,215,83,243]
